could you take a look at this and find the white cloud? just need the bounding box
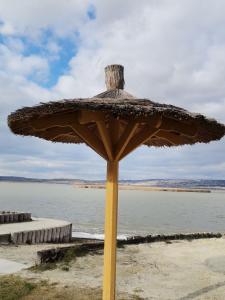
[0,43,49,83]
[0,22,15,35]
[0,0,90,39]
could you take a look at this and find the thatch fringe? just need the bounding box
[8,94,225,147]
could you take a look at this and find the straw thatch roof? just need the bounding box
[8,95,225,145]
[8,65,225,153]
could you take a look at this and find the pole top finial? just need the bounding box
[105,64,125,90]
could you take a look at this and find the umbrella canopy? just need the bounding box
[7,65,225,300]
[8,65,225,161]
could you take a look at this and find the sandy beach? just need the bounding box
[1,237,225,299]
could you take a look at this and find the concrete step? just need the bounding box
[0,218,72,245]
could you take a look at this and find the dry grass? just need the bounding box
[0,275,144,300]
[0,275,36,300]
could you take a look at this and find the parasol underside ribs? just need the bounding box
[30,113,108,160]
[109,118,121,146]
[118,126,160,160]
[33,127,74,140]
[114,122,139,161]
[30,113,79,130]
[70,122,108,160]
[51,133,75,141]
[159,117,198,137]
[96,121,113,161]
[156,130,193,145]
[78,111,105,124]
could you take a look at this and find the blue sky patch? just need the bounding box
[1,29,81,88]
[0,29,79,88]
[0,34,4,44]
[87,4,96,20]
[43,36,79,88]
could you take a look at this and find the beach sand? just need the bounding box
[1,238,225,299]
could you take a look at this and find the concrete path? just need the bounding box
[0,259,28,274]
[0,218,70,235]
[0,218,72,244]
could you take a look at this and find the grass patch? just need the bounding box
[60,265,70,271]
[0,275,36,300]
[63,248,77,263]
[29,262,57,272]
[24,286,144,300]
[0,275,145,300]
[31,247,99,273]
[29,260,71,273]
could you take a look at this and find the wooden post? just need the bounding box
[103,160,119,300]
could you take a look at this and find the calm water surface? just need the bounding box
[0,182,225,235]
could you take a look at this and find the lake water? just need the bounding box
[0,182,225,237]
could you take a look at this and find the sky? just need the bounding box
[0,0,225,180]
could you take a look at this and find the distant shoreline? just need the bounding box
[73,184,212,193]
[1,177,225,192]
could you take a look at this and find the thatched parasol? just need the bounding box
[8,65,225,300]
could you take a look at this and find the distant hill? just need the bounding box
[0,176,225,189]
[0,176,80,184]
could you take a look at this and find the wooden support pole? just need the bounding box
[103,160,119,300]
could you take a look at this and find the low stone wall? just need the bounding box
[0,233,11,244]
[0,212,31,224]
[121,232,223,245]
[37,232,223,264]
[11,223,72,245]
[37,241,103,264]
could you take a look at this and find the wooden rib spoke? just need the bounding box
[52,133,76,142]
[156,130,192,145]
[128,115,162,128]
[96,121,113,161]
[71,122,108,160]
[36,127,73,140]
[78,111,105,124]
[30,113,78,130]
[109,118,120,146]
[115,121,139,161]
[160,117,197,137]
[119,126,160,160]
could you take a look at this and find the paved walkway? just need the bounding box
[0,218,70,235]
[0,258,28,274]
[0,218,72,244]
